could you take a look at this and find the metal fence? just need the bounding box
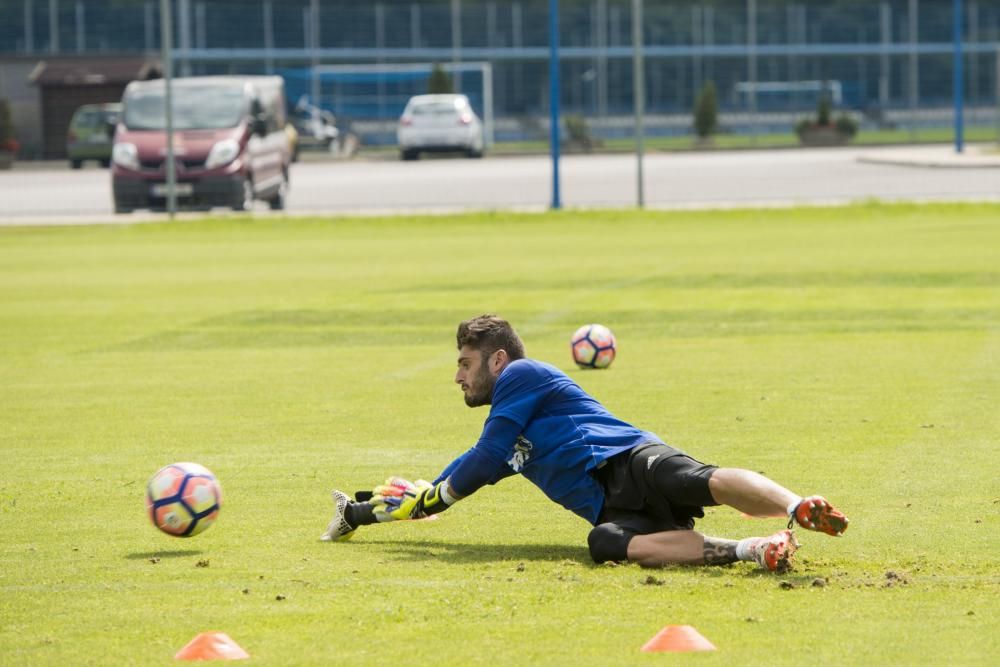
[2,0,1000,148]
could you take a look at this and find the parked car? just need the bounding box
[111,75,291,213]
[66,103,121,169]
[397,94,484,160]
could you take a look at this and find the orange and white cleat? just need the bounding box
[790,495,849,536]
[750,529,799,573]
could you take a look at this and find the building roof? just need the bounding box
[29,58,161,87]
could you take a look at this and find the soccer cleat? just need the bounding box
[749,529,799,573]
[790,495,849,536]
[320,490,356,542]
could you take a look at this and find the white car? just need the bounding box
[397,94,484,160]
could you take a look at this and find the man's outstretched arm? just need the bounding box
[365,416,521,520]
[320,417,521,541]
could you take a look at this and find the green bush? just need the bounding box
[794,117,812,137]
[693,81,718,138]
[835,112,858,138]
[564,114,597,151]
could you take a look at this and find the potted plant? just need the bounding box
[563,114,600,152]
[795,91,857,146]
[0,98,18,169]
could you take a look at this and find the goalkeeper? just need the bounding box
[322,314,849,572]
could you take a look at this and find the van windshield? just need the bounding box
[123,84,246,130]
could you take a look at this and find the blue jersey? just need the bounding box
[437,358,662,524]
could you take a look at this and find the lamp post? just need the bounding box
[632,0,645,208]
[549,0,561,210]
[953,0,964,153]
[160,0,176,218]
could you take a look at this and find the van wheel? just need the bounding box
[401,149,418,161]
[70,159,82,169]
[232,178,254,211]
[268,173,288,210]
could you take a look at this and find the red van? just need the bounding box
[111,75,290,213]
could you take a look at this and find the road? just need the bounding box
[2,146,998,224]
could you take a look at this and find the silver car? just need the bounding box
[397,94,484,160]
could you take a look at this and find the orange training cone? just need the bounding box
[175,632,250,661]
[640,625,717,653]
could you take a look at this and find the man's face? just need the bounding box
[455,344,497,407]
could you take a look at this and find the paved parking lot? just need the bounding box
[2,145,998,225]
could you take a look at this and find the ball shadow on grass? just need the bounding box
[125,550,205,560]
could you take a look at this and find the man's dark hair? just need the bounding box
[456,314,526,361]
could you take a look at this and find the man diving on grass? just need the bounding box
[322,314,848,572]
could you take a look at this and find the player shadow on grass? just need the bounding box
[360,540,828,580]
[124,550,205,560]
[361,539,591,564]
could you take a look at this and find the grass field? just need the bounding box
[1,203,997,666]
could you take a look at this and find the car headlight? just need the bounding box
[205,139,240,169]
[112,142,139,170]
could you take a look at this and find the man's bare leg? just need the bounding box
[707,468,799,518]
[627,530,797,572]
[707,468,849,535]
[627,530,705,567]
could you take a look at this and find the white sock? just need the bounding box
[787,498,802,518]
[735,537,759,562]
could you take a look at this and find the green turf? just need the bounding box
[1,203,997,665]
[459,125,1000,156]
[345,125,1000,159]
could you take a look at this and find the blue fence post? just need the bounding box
[953,0,964,153]
[549,0,561,210]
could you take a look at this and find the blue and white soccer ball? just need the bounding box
[571,324,617,369]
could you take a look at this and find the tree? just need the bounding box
[817,89,832,126]
[0,98,18,154]
[693,81,718,139]
[427,64,454,94]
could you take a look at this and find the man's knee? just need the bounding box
[588,523,632,563]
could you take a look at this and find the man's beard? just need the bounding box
[464,365,496,407]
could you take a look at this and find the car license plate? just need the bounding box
[152,183,193,197]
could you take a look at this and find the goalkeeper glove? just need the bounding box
[371,476,454,521]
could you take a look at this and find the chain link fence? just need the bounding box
[1,0,999,157]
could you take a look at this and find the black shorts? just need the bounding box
[593,443,719,536]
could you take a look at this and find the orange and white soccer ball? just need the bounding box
[571,323,617,369]
[145,462,222,537]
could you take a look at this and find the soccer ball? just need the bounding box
[145,462,222,537]
[571,323,617,369]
